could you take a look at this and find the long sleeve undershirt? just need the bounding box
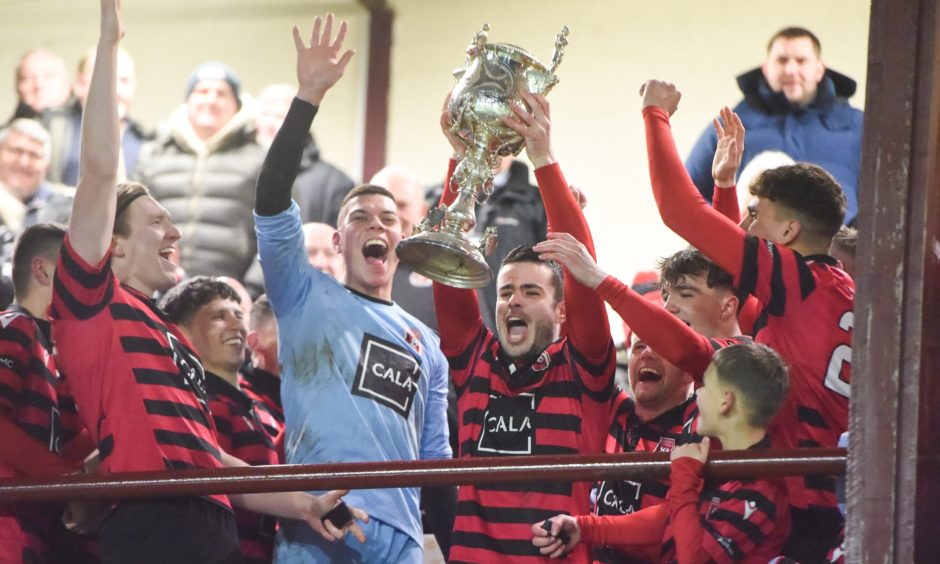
[595,275,715,381]
[255,98,319,217]
[644,107,746,283]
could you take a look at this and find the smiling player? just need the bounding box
[252,14,450,563]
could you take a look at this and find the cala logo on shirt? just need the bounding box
[476,392,535,456]
[352,333,421,418]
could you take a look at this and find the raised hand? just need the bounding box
[503,90,555,168]
[294,13,356,106]
[305,489,369,543]
[670,436,711,464]
[99,0,124,43]
[711,107,745,188]
[533,232,606,289]
[440,92,467,159]
[531,514,581,558]
[640,79,681,117]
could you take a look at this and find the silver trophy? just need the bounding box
[396,23,569,288]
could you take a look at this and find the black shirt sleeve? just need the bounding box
[254,98,319,216]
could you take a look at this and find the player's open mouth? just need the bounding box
[637,367,663,383]
[363,239,388,264]
[505,316,529,343]
[158,247,175,261]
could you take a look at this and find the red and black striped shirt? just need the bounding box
[577,437,790,564]
[435,161,616,563]
[50,237,229,509]
[0,307,87,559]
[644,106,854,511]
[206,372,280,562]
[239,367,283,432]
[446,328,615,564]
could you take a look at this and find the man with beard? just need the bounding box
[433,90,616,563]
[535,235,751,563]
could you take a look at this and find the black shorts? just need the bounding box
[98,497,242,564]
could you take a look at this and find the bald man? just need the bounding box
[9,49,71,122]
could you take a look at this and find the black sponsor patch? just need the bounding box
[476,393,535,455]
[595,479,642,515]
[352,334,420,418]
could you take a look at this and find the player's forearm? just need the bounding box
[667,457,709,564]
[533,163,596,256]
[255,98,319,216]
[0,416,79,476]
[576,504,668,546]
[644,107,745,279]
[596,276,713,380]
[69,24,121,264]
[712,185,741,224]
[433,281,483,354]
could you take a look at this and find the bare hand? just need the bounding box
[711,107,745,188]
[531,515,581,558]
[306,490,369,543]
[503,90,555,168]
[670,436,711,463]
[569,183,588,209]
[533,232,606,289]
[294,13,356,106]
[440,92,467,158]
[100,0,124,42]
[640,80,681,117]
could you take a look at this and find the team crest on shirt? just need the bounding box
[404,329,423,354]
[352,333,421,418]
[531,350,552,372]
[706,496,721,519]
[654,436,676,453]
[476,392,535,455]
[743,499,758,520]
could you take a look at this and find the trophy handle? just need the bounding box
[549,26,570,74]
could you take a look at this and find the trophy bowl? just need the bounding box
[396,24,568,288]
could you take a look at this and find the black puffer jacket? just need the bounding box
[134,103,266,283]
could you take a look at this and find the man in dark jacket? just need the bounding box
[134,62,265,287]
[44,46,151,186]
[684,27,864,224]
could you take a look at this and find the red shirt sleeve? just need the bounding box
[644,107,746,281]
[596,275,714,381]
[667,456,712,564]
[433,158,485,356]
[533,163,612,365]
[712,185,742,224]
[0,415,80,476]
[576,502,668,547]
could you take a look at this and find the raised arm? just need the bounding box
[432,156,485,355]
[710,107,745,224]
[255,13,354,217]
[640,81,746,281]
[536,232,716,380]
[68,0,122,265]
[503,92,609,362]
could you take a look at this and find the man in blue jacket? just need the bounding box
[685,27,864,224]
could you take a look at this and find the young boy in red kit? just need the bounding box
[533,343,791,563]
